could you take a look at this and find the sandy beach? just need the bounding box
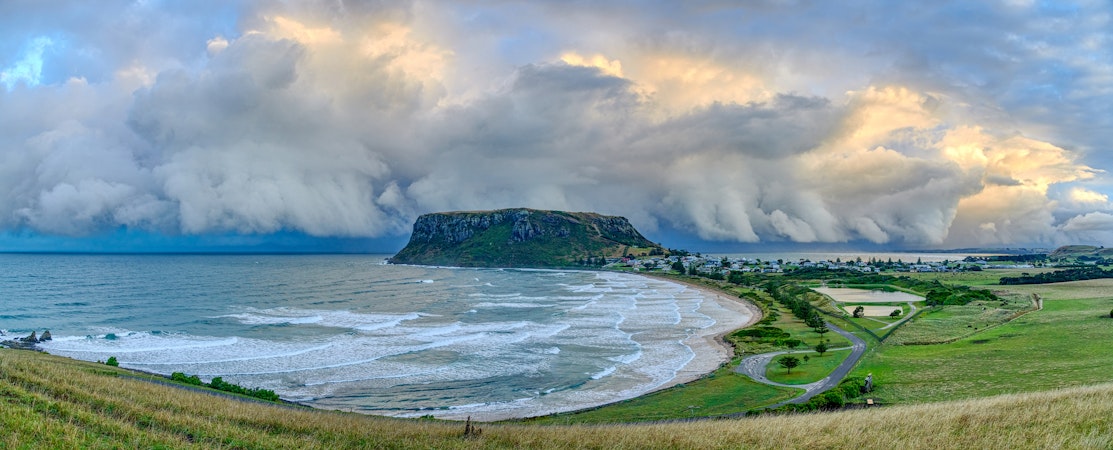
[641,274,762,392]
[438,272,763,422]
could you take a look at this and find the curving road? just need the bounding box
[735,322,866,407]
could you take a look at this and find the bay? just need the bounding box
[0,254,735,420]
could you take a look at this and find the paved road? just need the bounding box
[735,322,867,407]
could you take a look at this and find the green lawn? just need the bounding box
[766,349,851,385]
[884,293,1033,345]
[522,364,798,424]
[852,279,1113,404]
[836,302,908,332]
[901,268,1056,286]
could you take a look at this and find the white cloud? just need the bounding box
[1,1,1112,249]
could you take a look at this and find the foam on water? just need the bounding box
[3,255,747,421]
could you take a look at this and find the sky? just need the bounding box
[1,0,1112,253]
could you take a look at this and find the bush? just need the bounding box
[822,390,846,408]
[732,327,789,339]
[208,376,280,402]
[838,377,864,399]
[105,356,119,367]
[171,372,203,386]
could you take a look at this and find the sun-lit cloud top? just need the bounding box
[2,0,1113,251]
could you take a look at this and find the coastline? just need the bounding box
[635,273,762,392]
[11,263,763,423]
[494,271,762,422]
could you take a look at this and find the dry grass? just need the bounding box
[4,348,1113,449]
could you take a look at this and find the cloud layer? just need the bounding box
[2,0,1112,249]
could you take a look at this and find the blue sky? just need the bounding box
[2,1,1113,253]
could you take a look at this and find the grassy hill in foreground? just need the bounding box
[4,348,1113,449]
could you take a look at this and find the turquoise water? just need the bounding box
[0,254,723,419]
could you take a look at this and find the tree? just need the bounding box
[777,355,801,374]
[105,356,119,367]
[814,323,830,337]
[784,339,802,349]
[890,309,902,318]
[815,341,829,356]
[802,354,811,364]
[852,306,865,318]
[672,260,685,272]
[805,313,824,330]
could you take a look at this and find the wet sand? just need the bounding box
[640,274,762,392]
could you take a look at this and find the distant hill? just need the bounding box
[1048,245,1113,259]
[390,208,662,268]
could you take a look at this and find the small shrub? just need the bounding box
[171,372,203,386]
[838,377,864,399]
[105,356,119,367]
[822,390,846,408]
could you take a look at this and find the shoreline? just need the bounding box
[489,271,762,422]
[636,272,762,392]
[10,267,763,423]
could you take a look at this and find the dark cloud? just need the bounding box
[2,1,1112,249]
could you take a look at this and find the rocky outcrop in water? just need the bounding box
[1,330,50,351]
[390,208,660,268]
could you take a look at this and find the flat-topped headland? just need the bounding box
[389,208,663,268]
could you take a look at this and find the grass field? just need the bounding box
[765,349,851,385]
[884,294,1033,345]
[901,268,1056,286]
[523,363,797,424]
[853,279,1113,404]
[5,348,1113,448]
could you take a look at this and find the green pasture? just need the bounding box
[884,293,1032,345]
[766,349,852,385]
[901,268,1054,286]
[832,302,908,331]
[852,279,1113,404]
[522,363,797,424]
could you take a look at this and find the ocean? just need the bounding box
[0,254,738,420]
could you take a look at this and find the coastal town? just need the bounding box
[612,254,1046,275]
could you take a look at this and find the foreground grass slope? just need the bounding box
[4,349,1113,449]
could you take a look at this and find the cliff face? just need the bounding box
[390,208,659,267]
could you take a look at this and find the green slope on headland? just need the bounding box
[390,208,662,268]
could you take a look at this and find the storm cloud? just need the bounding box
[2,0,1112,249]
